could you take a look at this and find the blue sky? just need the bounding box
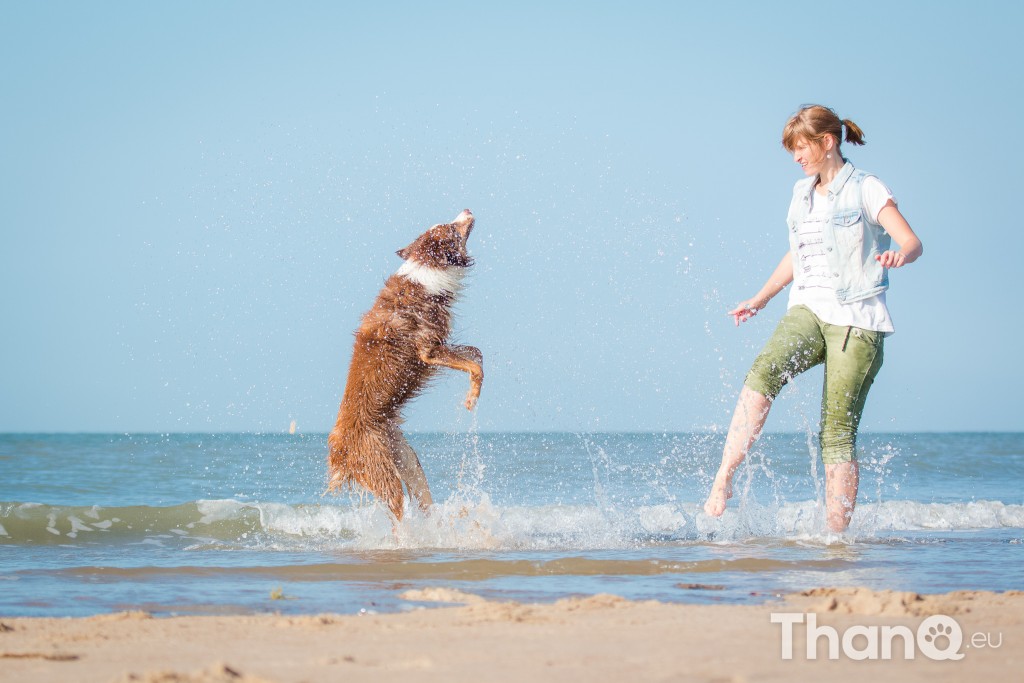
[2,1,1021,433]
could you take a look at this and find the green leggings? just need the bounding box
[745,305,884,464]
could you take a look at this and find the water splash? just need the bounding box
[4,497,1023,551]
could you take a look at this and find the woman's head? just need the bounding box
[782,105,866,154]
[783,105,866,177]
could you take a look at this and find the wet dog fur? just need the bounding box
[327,210,483,520]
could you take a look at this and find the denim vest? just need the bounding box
[786,160,891,304]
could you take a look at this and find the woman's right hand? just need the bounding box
[729,253,792,326]
[728,297,766,326]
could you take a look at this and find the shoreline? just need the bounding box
[2,587,1020,683]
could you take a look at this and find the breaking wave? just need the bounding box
[2,497,1022,549]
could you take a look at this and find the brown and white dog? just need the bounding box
[327,209,483,521]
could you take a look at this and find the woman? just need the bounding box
[703,105,923,532]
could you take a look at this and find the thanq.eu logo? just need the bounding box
[771,612,1002,661]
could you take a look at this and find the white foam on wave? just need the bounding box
[857,500,1024,531]
[204,497,1024,551]
[196,499,253,524]
[6,498,1021,547]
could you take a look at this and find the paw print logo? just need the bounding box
[917,615,965,661]
[924,623,954,648]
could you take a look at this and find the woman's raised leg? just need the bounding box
[703,386,772,517]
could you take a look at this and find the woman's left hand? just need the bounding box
[875,250,907,268]
[876,203,923,267]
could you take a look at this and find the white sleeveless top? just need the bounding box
[787,177,896,334]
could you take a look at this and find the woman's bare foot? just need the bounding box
[703,476,733,517]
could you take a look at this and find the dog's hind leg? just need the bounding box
[394,432,433,514]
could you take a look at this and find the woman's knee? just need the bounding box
[820,428,857,464]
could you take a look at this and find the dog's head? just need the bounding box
[396,209,475,269]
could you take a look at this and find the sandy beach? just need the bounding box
[1,587,1020,683]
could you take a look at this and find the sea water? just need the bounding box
[1,432,1021,617]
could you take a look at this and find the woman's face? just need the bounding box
[791,137,828,176]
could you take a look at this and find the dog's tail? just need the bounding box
[327,427,405,520]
